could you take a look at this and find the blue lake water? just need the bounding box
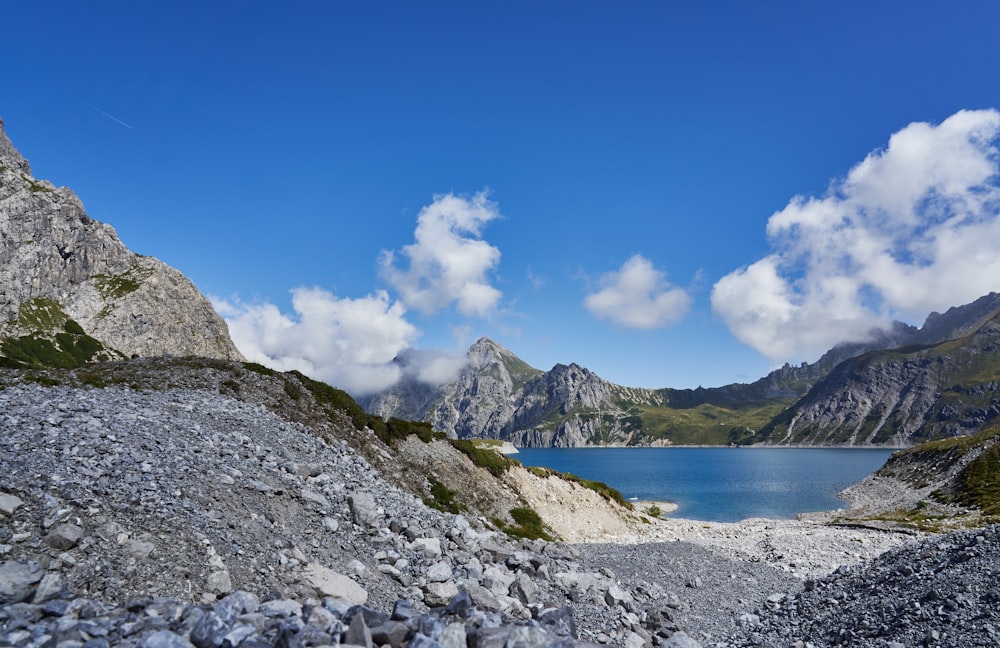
[514,447,895,522]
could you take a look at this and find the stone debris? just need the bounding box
[722,525,1000,648]
[0,376,701,646]
[1,369,998,647]
[0,588,581,648]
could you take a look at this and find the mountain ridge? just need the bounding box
[364,294,1000,448]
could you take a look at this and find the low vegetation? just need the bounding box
[92,265,155,300]
[450,439,517,477]
[524,465,633,510]
[1,321,115,369]
[634,400,794,446]
[493,506,553,541]
[424,476,462,514]
[291,370,443,447]
[16,297,69,332]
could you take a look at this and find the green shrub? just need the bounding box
[561,473,633,510]
[495,507,553,541]
[63,319,86,335]
[450,439,516,477]
[424,476,462,514]
[645,504,662,517]
[243,362,278,376]
[283,380,302,400]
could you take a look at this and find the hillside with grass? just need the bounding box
[753,308,1000,446]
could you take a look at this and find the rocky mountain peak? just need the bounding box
[0,117,31,174]
[467,336,512,368]
[0,117,244,363]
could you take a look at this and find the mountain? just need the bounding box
[753,294,1000,446]
[364,294,1000,448]
[361,338,798,447]
[0,117,243,365]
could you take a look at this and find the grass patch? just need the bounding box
[494,506,554,541]
[424,476,463,514]
[25,374,61,387]
[954,441,1000,516]
[858,507,951,533]
[16,298,68,333]
[645,504,662,517]
[243,362,278,376]
[635,400,793,445]
[450,439,516,477]
[92,265,154,300]
[560,472,633,510]
[291,370,442,446]
[22,175,52,193]
[378,417,442,446]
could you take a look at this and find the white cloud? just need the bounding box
[213,287,419,396]
[394,348,469,385]
[584,254,692,329]
[380,191,502,317]
[712,108,1000,361]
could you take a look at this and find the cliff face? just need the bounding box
[363,338,635,447]
[0,118,244,362]
[756,309,1000,446]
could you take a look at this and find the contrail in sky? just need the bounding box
[79,100,134,129]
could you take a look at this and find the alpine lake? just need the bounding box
[514,447,896,522]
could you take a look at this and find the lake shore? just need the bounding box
[512,463,920,579]
[613,513,920,578]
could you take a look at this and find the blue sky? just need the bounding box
[5,1,1000,394]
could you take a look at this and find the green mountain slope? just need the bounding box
[753,310,1000,446]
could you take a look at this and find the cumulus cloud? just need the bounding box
[213,287,419,396]
[584,254,692,329]
[380,191,503,317]
[712,108,1000,361]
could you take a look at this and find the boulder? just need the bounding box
[45,523,84,550]
[0,560,44,604]
[303,564,368,605]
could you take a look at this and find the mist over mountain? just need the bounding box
[363,294,1000,448]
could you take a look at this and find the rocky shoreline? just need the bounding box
[1,374,997,647]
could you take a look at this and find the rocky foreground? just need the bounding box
[1,370,999,647]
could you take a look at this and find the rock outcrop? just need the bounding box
[363,338,633,447]
[0,117,243,362]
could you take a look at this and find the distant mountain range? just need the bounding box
[362,293,1000,448]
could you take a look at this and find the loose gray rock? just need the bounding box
[0,560,44,604]
[0,493,23,517]
[349,493,380,528]
[45,523,84,550]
